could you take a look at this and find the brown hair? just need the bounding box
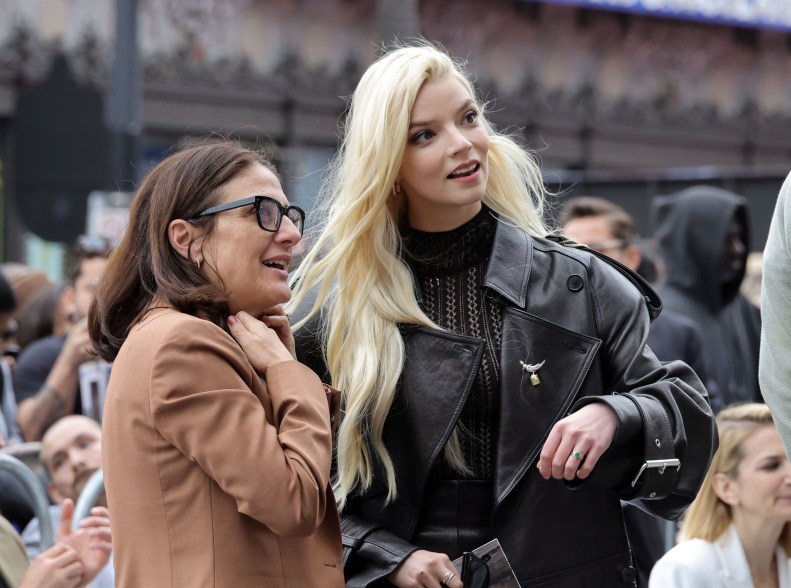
[88,141,277,362]
[559,196,636,245]
[65,236,114,285]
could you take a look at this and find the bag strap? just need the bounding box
[545,235,663,321]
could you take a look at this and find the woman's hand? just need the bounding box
[258,306,296,359]
[537,402,618,481]
[388,550,462,588]
[228,311,294,375]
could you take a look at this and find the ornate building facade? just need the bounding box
[0,0,789,257]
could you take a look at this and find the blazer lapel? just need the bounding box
[716,526,752,587]
[495,308,601,506]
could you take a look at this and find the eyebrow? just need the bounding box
[47,433,98,465]
[408,99,476,130]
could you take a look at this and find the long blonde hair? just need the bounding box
[288,41,547,508]
[679,403,791,555]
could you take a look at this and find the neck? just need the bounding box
[732,514,785,576]
[407,201,482,232]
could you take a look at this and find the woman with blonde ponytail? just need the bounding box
[290,41,717,588]
[650,404,791,587]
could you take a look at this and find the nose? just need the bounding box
[730,237,745,259]
[69,447,88,472]
[276,216,302,246]
[447,126,473,157]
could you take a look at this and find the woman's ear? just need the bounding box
[168,219,201,264]
[712,472,740,506]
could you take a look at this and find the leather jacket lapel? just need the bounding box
[483,216,533,308]
[383,327,484,535]
[495,308,601,506]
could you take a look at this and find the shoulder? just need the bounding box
[131,308,229,343]
[530,234,653,316]
[532,235,646,297]
[13,335,67,400]
[651,309,704,343]
[123,309,245,369]
[530,234,593,268]
[122,310,254,397]
[16,334,66,366]
[650,539,721,583]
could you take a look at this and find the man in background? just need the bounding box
[21,415,112,587]
[14,237,112,441]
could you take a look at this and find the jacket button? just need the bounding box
[567,274,584,292]
[620,565,637,584]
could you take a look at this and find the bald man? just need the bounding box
[40,416,104,507]
[21,416,113,588]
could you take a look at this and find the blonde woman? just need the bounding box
[650,404,791,588]
[290,42,717,588]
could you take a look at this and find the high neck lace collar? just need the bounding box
[401,206,497,276]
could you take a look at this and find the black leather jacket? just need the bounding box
[294,220,717,588]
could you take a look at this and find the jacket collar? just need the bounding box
[716,525,752,584]
[481,217,533,308]
[715,525,791,587]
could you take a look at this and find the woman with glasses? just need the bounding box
[289,42,718,588]
[88,142,343,587]
[650,403,791,588]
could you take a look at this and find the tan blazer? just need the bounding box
[102,308,343,587]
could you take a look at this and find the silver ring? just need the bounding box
[441,570,456,585]
[572,450,584,460]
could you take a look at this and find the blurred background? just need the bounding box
[0,0,789,282]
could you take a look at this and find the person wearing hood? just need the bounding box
[653,186,761,412]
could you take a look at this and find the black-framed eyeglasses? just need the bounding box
[191,196,305,235]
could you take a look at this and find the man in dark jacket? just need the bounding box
[653,186,761,410]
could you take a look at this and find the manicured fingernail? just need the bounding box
[228,316,237,326]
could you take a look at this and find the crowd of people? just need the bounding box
[0,41,788,588]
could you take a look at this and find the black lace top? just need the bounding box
[401,206,502,479]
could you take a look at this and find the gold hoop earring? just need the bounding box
[194,258,202,271]
[393,180,401,196]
